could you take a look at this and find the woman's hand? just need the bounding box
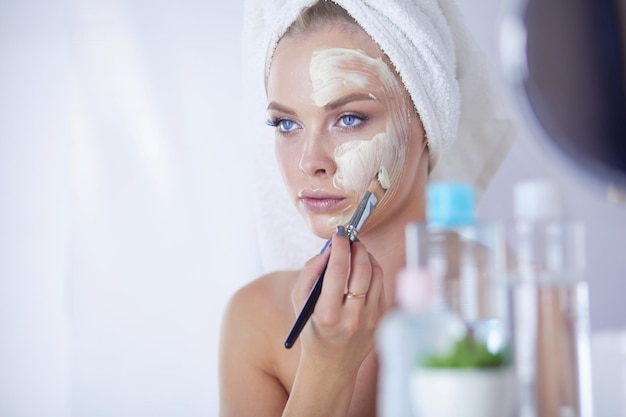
[291,226,386,372]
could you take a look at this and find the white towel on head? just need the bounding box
[241,0,517,272]
[249,0,460,170]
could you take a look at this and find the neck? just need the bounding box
[360,229,407,308]
[358,187,426,309]
[358,146,429,308]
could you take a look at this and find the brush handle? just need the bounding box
[284,237,333,349]
[284,261,329,349]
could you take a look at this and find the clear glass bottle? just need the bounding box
[507,179,594,417]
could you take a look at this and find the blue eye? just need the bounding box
[266,117,299,134]
[339,114,364,128]
[279,119,296,132]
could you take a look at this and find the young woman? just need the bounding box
[220,1,514,416]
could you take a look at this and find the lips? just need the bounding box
[298,189,346,213]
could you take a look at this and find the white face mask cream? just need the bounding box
[309,47,410,224]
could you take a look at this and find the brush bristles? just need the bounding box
[368,179,386,202]
[368,166,389,202]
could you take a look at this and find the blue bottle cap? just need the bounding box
[427,182,475,227]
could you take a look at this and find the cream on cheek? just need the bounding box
[309,48,409,210]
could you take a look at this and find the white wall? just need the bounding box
[1,0,257,416]
[0,1,624,417]
[0,1,71,416]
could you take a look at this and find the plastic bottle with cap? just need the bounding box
[427,181,476,228]
[376,238,460,417]
[376,182,479,417]
[424,182,487,325]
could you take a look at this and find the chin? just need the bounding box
[308,222,335,240]
[306,216,343,240]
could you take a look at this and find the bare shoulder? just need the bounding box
[219,270,300,416]
[222,269,298,335]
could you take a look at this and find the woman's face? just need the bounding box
[267,24,426,239]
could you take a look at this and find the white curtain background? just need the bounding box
[0,1,624,416]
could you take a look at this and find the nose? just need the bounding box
[298,131,337,177]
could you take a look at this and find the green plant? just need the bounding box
[420,334,508,368]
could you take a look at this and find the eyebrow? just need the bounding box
[323,92,378,111]
[266,92,378,115]
[266,102,297,115]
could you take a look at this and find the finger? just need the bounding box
[292,249,331,311]
[345,242,373,297]
[355,253,384,332]
[317,227,351,312]
[364,252,384,312]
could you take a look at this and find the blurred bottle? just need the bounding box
[376,265,459,417]
[508,179,594,417]
[377,182,513,417]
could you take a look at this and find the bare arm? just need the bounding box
[219,229,385,417]
[219,280,289,417]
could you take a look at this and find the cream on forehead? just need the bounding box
[309,48,380,107]
[309,47,409,225]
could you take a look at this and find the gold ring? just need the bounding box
[345,292,367,299]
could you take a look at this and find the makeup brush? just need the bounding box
[284,167,390,349]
